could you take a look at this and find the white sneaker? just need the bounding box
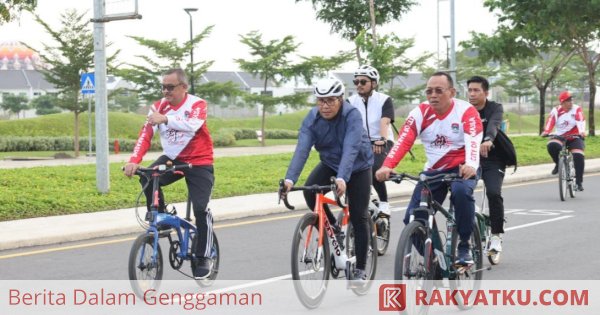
[489,234,503,252]
[378,202,391,216]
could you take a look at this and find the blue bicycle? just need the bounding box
[127,162,219,297]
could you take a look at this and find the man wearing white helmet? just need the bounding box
[348,65,395,217]
[282,78,374,286]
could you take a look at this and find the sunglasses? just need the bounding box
[425,87,449,95]
[161,83,183,92]
[353,79,370,86]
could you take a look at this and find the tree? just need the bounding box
[463,27,575,134]
[354,30,430,105]
[0,94,28,118]
[236,31,352,146]
[115,26,215,104]
[108,89,140,113]
[496,61,536,133]
[29,94,61,115]
[297,0,416,61]
[482,0,600,135]
[30,9,111,157]
[0,0,36,24]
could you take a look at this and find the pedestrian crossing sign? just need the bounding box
[81,73,95,94]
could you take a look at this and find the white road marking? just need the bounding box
[205,215,574,294]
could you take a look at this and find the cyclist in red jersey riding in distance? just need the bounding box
[541,90,587,191]
[376,72,483,265]
[123,68,216,280]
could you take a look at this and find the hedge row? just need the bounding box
[0,128,299,151]
[0,136,161,152]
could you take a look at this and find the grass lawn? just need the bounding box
[1,136,599,221]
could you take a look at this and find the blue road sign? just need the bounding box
[81,72,95,94]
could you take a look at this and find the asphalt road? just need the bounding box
[1,174,599,281]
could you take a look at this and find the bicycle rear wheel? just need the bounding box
[191,231,220,287]
[450,221,483,310]
[291,212,330,309]
[128,234,163,298]
[347,216,378,296]
[375,215,391,256]
[558,157,567,201]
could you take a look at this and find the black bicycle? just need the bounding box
[545,134,581,201]
[393,172,484,314]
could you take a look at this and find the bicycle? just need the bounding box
[126,162,220,298]
[392,172,484,313]
[546,135,579,201]
[278,177,377,309]
[338,194,390,256]
[474,186,501,265]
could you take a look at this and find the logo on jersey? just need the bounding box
[430,134,450,149]
[166,129,184,145]
[451,123,459,133]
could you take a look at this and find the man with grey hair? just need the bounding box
[124,68,216,279]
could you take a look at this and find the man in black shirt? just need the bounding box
[467,76,505,253]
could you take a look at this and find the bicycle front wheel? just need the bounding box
[394,220,431,315]
[558,157,567,201]
[291,212,330,309]
[128,234,163,298]
[375,215,391,256]
[450,221,483,310]
[347,216,378,296]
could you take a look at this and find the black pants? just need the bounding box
[480,160,506,234]
[303,163,371,270]
[371,141,393,202]
[141,155,215,258]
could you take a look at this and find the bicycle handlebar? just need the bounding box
[387,172,460,185]
[542,134,582,141]
[278,177,347,210]
[122,162,193,177]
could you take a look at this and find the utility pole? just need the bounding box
[92,0,109,193]
[184,8,198,95]
[91,0,141,193]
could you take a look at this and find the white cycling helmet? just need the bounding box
[354,65,380,82]
[314,78,345,97]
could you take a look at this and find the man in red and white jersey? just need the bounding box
[123,68,215,279]
[541,90,586,191]
[376,72,483,265]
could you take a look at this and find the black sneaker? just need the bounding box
[455,241,474,266]
[575,184,584,192]
[192,257,213,279]
[551,165,558,175]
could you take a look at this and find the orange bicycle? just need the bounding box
[278,177,377,309]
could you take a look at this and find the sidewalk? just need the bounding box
[1,156,599,251]
[0,145,298,169]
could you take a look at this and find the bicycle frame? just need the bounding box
[312,193,354,269]
[135,164,197,268]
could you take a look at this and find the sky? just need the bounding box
[0,0,499,72]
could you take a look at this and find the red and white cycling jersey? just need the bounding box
[384,98,483,171]
[129,94,214,166]
[542,104,586,137]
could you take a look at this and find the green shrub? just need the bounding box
[212,130,236,147]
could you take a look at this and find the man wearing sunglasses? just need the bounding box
[123,68,215,280]
[348,65,395,218]
[376,72,482,266]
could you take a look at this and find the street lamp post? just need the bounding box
[443,35,450,70]
[184,8,198,95]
